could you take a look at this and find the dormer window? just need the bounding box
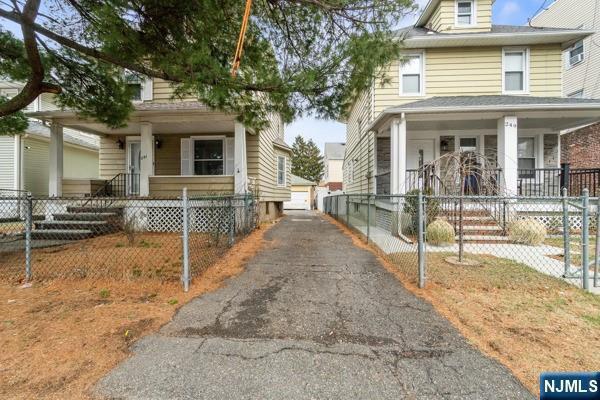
[124,74,153,102]
[456,0,475,26]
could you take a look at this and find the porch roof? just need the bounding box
[368,96,600,133]
[27,101,252,136]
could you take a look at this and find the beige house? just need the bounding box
[322,142,345,191]
[29,78,292,220]
[343,0,600,198]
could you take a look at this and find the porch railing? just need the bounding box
[375,171,391,195]
[517,168,561,197]
[569,168,600,197]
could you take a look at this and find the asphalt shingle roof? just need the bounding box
[395,24,582,39]
[396,96,600,110]
[291,174,316,186]
[26,121,99,150]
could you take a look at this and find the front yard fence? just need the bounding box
[0,189,258,290]
[324,190,599,294]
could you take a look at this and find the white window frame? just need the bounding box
[517,136,537,180]
[399,52,425,97]
[567,40,584,68]
[502,47,530,95]
[277,155,287,187]
[190,135,226,176]
[455,0,476,27]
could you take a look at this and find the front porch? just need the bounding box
[31,103,251,198]
[370,96,600,198]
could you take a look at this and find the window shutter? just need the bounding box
[225,137,235,175]
[142,78,153,101]
[181,138,191,175]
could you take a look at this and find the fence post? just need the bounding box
[228,196,235,246]
[595,196,599,288]
[562,187,571,277]
[25,193,32,281]
[417,189,425,288]
[181,187,190,292]
[346,194,350,226]
[560,162,570,193]
[366,195,371,243]
[581,188,590,291]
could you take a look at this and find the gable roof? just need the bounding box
[324,143,345,160]
[291,174,316,186]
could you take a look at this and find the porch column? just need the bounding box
[497,116,518,196]
[234,122,248,195]
[390,115,407,195]
[48,123,63,197]
[140,122,153,197]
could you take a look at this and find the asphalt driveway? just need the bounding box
[95,211,532,399]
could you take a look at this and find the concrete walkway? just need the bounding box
[95,211,532,400]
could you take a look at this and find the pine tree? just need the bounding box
[291,135,324,183]
[0,0,417,133]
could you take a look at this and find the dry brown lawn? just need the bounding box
[325,215,600,396]
[0,221,276,399]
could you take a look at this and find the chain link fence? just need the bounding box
[0,189,257,290]
[324,190,599,294]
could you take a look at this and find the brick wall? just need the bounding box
[561,123,600,169]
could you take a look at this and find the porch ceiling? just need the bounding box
[405,116,599,132]
[28,104,241,136]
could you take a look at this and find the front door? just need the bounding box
[407,139,435,170]
[127,140,141,196]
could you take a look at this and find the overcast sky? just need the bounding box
[285,0,556,151]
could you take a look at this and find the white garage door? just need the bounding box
[284,191,310,210]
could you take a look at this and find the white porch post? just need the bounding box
[140,122,153,197]
[497,116,518,196]
[390,115,407,195]
[48,123,63,197]
[234,122,248,195]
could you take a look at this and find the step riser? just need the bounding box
[53,213,119,222]
[35,223,117,234]
[66,207,123,215]
[31,231,93,240]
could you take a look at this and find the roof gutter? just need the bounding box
[366,103,600,132]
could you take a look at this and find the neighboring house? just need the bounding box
[533,0,600,169]
[284,174,317,210]
[322,142,345,191]
[28,78,292,220]
[343,0,600,199]
[0,82,99,197]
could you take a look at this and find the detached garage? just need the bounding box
[284,175,317,210]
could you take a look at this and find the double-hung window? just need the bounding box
[456,0,474,26]
[503,48,528,94]
[568,40,584,67]
[193,139,224,175]
[277,156,286,186]
[400,54,424,96]
[517,137,536,179]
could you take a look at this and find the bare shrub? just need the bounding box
[427,219,455,246]
[509,219,547,246]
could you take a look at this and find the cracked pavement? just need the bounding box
[94,211,533,399]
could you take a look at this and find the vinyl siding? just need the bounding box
[0,136,15,189]
[532,0,600,99]
[23,137,99,196]
[428,0,492,33]
[344,87,375,194]
[374,44,563,114]
[253,113,291,202]
[151,78,196,102]
[149,176,234,197]
[99,136,127,179]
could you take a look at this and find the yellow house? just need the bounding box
[344,0,600,198]
[30,78,292,220]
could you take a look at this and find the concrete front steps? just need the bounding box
[32,207,123,241]
[444,211,508,244]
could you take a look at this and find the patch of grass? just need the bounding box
[386,251,600,396]
[167,298,178,305]
[99,289,111,299]
[115,242,125,248]
[545,236,597,266]
[139,239,161,249]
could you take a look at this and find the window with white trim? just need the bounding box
[277,156,286,186]
[456,0,474,26]
[503,48,528,93]
[517,137,535,178]
[400,54,423,96]
[193,138,224,175]
[568,40,584,67]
